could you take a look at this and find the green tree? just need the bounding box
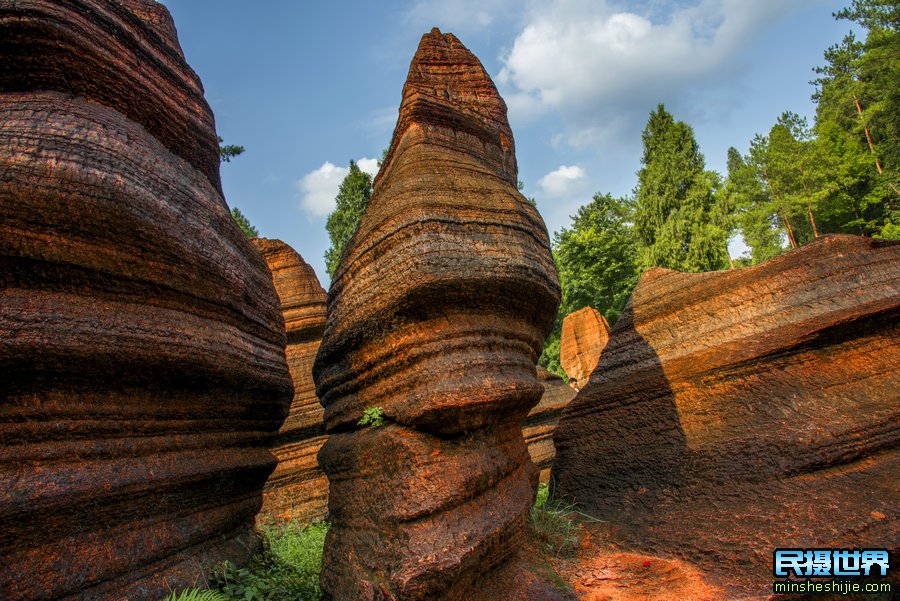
[230,207,258,239]
[218,136,245,163]
[633,104,730,272]
[725,145,786,264]
[539,193,639,375]
[324,160,373,278]
[811,1,899,237]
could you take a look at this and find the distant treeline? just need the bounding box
[539,0,898,375]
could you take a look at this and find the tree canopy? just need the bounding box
[633,105,731,273]
[324,160,373,278]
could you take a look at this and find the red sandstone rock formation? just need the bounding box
[252,238,329,524]
[559,306,610,388]
[525,367,576,483]
[0,2,292,599]
[552,235,900,599]
[313,28,565,601]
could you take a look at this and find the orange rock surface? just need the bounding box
[0,2,292,599]
[313,28,564,601]
[252,238,329,524]
[552,235,900,599]
[560,306,610,388]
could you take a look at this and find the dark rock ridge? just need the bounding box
[559,306,610,389]
[252,238,329,524]
[0,2,292,599]
[552,235,900,598]
[525,367,576,483]
[313,28,564,601]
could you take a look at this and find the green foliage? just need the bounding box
[208,521,328,601]
[324,161,373,278]
[162,589,230,601]
[540,193,639,376]
[358,406,385,428]
[726,0,899,261]
[634,104,730,272]
[218,136,245,163]
[725,144,786,264]
[230,207,259,239]
[528,483,580,558]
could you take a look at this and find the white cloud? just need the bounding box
[357,158,380,178]
[296,158,379,218]
[499,0,809,146]
[297,162,347,218]
[538,165,586,197]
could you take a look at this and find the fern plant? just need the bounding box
[162,589,229,601]
[357,406,385,427]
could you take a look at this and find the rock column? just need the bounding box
[313,29,561,601]
[0,2,292,599]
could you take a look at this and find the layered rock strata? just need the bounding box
[313,28,563,601]
[0,2,292,599]
[524,367,576,483]
[559,306,610,388]
[252,238,329,524]
[552,235,900,598]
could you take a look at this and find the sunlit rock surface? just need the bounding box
[560,306,610,388]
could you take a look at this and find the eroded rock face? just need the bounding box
[559,306,610,388]
[552,235,900,599]
[313,28,562,601]
[0,2,292,599]
[252,238,329,524]
[525,367,576,483]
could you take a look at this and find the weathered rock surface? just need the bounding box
[313,28,564,601]
[552,235,900,598]
[0,0,222,193]
[559,306,609,388]
[0,2,292,599]
[525,367,576,483]
[252,238,329,524]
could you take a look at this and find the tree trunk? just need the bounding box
[763,168,797,248]
[780,211,798,249]
[854,94,884,175]
[808,206,819,238]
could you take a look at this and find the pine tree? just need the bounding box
[230,207,258,239]
[634,105,730,272]
[812,1,899,237]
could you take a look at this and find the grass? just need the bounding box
[163,482,580,600]
[528,482,581,558]
[162,520,330,601]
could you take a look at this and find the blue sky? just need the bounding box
[160,0,851,284]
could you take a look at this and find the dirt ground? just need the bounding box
[550,524,724,601]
